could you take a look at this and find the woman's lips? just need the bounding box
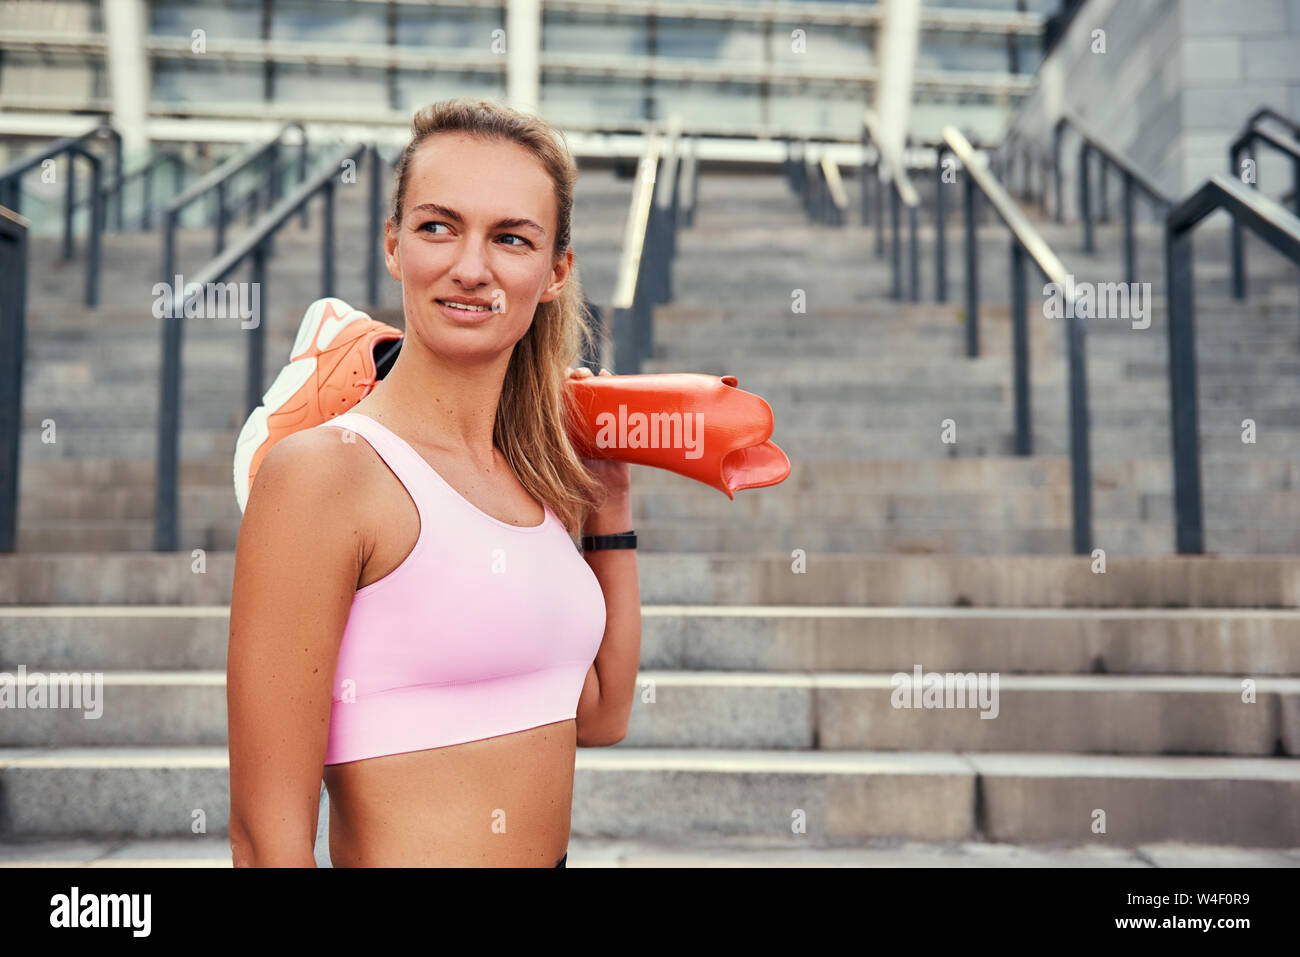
[435,299,498,321]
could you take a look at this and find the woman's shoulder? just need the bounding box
[243,425,378,530]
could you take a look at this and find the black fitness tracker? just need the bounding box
[581,530,637,551]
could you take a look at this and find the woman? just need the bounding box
[227,98,642,867]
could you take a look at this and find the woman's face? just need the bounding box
[384,131,572,361]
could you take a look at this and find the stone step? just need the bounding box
[621,488,1300,524]
[6,604,1298,674]
[1,745,1295,845]
[640,355,1300,384]
[16,458,235,487]
[2,669,1295,755]
[14,517,1296,556]
[650,335,1299,361]
[13,520,237,553]
[14,481,1299,526]
[6,834,1297,867]
[1,553,1297,607]
[19,394,1297,435]
[626,520,1294,556]
[729,428,1300,459]
[16,455,1300,498]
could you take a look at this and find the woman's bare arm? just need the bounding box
[227,427,370,867]
[574,488,641,747]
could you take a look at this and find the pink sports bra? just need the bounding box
[315,411,607,766]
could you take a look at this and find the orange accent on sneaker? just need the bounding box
[234,298,403,512]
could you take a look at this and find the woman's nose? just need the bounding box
[448,237,493,286]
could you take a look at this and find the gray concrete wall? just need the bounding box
[1006,0,1300,209]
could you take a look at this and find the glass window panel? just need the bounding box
[150,0,264,41]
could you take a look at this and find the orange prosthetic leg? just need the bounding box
[564,373,790,498]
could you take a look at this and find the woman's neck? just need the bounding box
[366,339,512,467]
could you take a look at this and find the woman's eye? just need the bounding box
[419,222,530,247]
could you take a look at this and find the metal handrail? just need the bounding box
[1052,114,1172,283]
[0,205,29,551]
[161,122,308,290]
[608,118,689,374]
[1057,114,1169,206]
[153,141,378,551]
[820,154,848,213]
[941,125,1093,555]
[70,149,188,230]
[0,123,115,306]
[1164,174,1300,554]
[1229,113,1300,298]
[1239,107,1300,139]
[810,147,848,226]
[790,140,848,226]
[862,110,921,302]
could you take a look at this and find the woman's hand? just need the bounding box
[568,366,632,519]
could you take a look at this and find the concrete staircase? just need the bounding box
[1,154,1298,865]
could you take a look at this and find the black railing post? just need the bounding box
[1229,142,1247,300]
[215,179,227,256]
[368,144,383,306]
[62,153,76,260]
[1293,135,1300,217]
[874,164,885,259]
[1122,172,1137,285]
[162,208,178,296]
[1165,224,1204,554]
[935,153,947,301]
[142,161,155,231]
[860,137,870,227]
[890,182,901,300]
[1098,156,1109,222]
[299,135,310,228]
[0,213,28,552]
[1010,239,1031,454]
[110,130,124,231]
[665,154,680,297]
[246,242,267,417]
[321,177,336,298]
[1079,143,1094,254]
[154,285,184,552]
[963,170,979,357]
[908,204,919,301]
[84,151,103,309]
[1067,298,1093,555]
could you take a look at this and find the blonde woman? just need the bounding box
[227,98,641,867]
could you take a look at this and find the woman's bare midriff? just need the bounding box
[321,405,575,867]
[322,722,575,867]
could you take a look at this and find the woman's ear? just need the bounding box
[384,218,402,282]
[539,246,574,303]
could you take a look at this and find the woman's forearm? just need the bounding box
[578,492,641,743]
[229,822,319,868]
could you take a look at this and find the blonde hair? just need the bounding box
[389,97,609,537]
